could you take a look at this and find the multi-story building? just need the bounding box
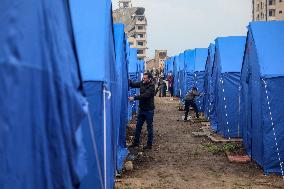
[154,50,168,72]
[145,50,168,72]
[113,0,147,60]
[253,0,284,21]
[145,59,155,71]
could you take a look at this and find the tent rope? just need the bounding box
[103,88,112,189]
[86,104,105,189]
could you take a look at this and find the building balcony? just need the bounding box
[127,29,146,37]
[136,45,147,49]
[136,38,147,42]
[135,29,146,33]
[135,20,147,25]
[137,53,146,59]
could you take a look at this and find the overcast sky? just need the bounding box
[112,0,252,58]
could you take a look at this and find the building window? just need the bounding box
[269,0,276,5]
[261,2,263,9]
[269,9,276,16]
[137,50,144,55]
[257,14,260,20]
[280,0,282,2]
[137,42,144,46]
[137,34,144,38]
[280,10,283,14]
[137,26,144,30]
[129,42,134,46]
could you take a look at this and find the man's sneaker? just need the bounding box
[129,143,139,148]
[143,145,152,150]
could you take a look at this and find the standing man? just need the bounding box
[129,73,155,150]
[167,72,174,97]
[184,87,201,121]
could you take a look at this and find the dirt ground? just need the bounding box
[116,97,284,189]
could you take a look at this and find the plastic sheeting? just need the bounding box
[113,24,129,174]
[178,53,186,101]
[129,48,139,116]
[173,56,180,97]
[204,44,215,121]
[211,36,246,138]
[240,21,284,175]
[70,0,117,188]
[164,57,174,77]
[0,0,86,188]
[184,49,208,111]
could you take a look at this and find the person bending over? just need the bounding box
[184,87,201,121]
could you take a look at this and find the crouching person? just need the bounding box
[184,87,201,121]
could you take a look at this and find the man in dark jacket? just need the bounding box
[184,87,201,121]
[129,73,155,149]
[167,72,174,97]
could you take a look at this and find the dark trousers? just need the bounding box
[184,100,199,119]
[169,87,173,97]
[134,110,154,146]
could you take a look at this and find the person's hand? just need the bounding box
[128,97,135,101]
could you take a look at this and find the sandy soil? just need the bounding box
[115,97,284,189]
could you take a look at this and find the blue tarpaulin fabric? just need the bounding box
[184,48,207,111]
[0,1,86,188]
[240,21,284,175]
[178,53,186,101]
[211,36,246,138]
[204,44,215,121]
[70,0,117,188]
[164,57,174,77]
[184,50,195,102]
[129,48,139,115]
[113,24,129,173]
[138,60,145,75]
[193,49,208,112]
[173,56,180,97]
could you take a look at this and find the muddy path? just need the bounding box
[116,97,283,189]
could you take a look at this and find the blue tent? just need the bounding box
[125,40,133,121]
[138,60,145,75]
[173,56,180,97]
[113,24,129,174]
[128,48,139,115]
[193,48,208,112]
[70,0,117,188]
[211,36,246,138]
[240,21,284,175]
[184,48,208,111]
[0,1,86,188]
[184,49,195,99]
[177,53,186,100]
[163,58,170,77]
[204,44,216,121]
[164,57,174,77]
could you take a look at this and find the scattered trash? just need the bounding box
[124,161,134,172]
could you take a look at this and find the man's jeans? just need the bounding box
[134,110,154,146]
[184,100,199,120]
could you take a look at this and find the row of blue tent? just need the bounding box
[165,21,284,176]
[0,0,145,189]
